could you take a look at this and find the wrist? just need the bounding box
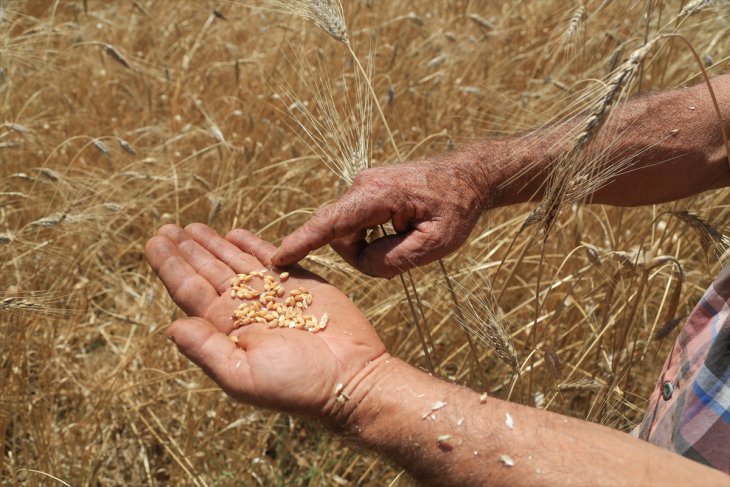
[468,121,585,209]
[336,356,465,448]
[324,352,395,432]
[452,137,548,210]
[333,356,421,439]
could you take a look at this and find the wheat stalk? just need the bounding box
[273,0,509,378]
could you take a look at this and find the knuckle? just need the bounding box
[311,200,358,238]
[158,223,178,233]
[382,250,409,273]
[157,223,182,238]
[184,222,205,233]
[331,217,357,237]
[171,277,201,308]
[224,229,239,241]
[309,205,337,232]
[146,234,166,249]
[390,192,411,215]
[351,168,392,193]
[144,236,167,260]
[425,228,451,253]
[422,234,444,255]
[226,228,251,241]
[352,168,376,185]
[178,238,197,254]
[159,253,183,275]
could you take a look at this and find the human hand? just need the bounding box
[272,156,489,278]
[145,223,387,423]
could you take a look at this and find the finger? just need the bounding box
[272,190,395,267]
[167,317,251,397]
[227,229,328,285]
[145,235,219,317]
[330,229,368,270]
[391,197,417,233]
[358,225,446,278]
[225,228,276,267]
[185,223,265,275]
[157,224,235,294]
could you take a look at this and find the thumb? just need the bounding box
[359,225,445,278]
[168,317,249,395]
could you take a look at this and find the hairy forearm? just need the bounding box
[465,73,730,208]
[339,357,727,486]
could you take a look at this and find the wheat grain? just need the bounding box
[118,139,136,155]
[230,272,327,333]
[498,454,514,467]
[103,43,131,69]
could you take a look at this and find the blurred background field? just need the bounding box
[1,1,728,485]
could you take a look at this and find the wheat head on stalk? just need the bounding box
[519,0,727,235]
[278,47,373,186]
[520,36,662,236]
[265,0,349,45]
[451,274,518,371]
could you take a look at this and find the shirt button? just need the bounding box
[661,381,674,401]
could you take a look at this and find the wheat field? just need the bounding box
[1,1,729,485]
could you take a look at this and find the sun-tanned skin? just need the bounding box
[146,74,730,485]
[146,224,728,486]
[145,223,385,420]
[272,74,730,278]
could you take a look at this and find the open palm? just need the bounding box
[145,223,386,421]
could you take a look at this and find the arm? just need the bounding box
[340,357,729,487]
[273,74,730,276]
[146,226,728,486]
[485,72,730,207]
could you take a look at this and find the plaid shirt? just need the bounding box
[635,260,730,474]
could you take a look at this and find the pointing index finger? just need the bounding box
[272,189,395,267]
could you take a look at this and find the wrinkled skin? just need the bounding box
[145,223,386,422]
[272,158,488,278]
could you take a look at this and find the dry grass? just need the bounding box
[1,1,729,485]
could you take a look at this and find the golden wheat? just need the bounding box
[1,1,728,485]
